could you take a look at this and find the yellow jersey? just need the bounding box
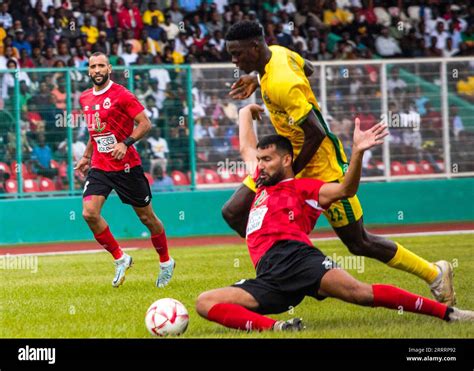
[259,45,348,182]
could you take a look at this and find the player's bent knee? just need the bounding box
[138,214,152,226]
[82,209,100,224]
[195,291,217,318]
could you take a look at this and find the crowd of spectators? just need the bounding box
[0,0,472,68]
[0,0,473,193]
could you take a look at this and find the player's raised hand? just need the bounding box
[111,142,128,161]
[241,103,264,121]
[228,74,258,100]
[352,117,389,153]
[74,156,90,176]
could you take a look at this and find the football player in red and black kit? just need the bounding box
[196,104,474,331]
[75,52,174,288]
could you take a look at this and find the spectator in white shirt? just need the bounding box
[425,7,447,34]
[387,67,407,94]
[161,14,180,40]
[0,46,18,70]
[375,27,402,57]
[430,21,450,50]
[149,54,171,109]
[57,131,87,162]
[292,27,307,52]
[442,37,459,57]
[2,59,31,100]
[280,0,297,14]
[168,0,184,24]
[144,96,160,125]
[0,3,13,29]
[120,42,138,65]
[184,96,206,123]
[387,67,408,106]
[174,33,191,55]
[147,127,169,174]
[208,30,226,53]
[306,27,320,56]
[193,119,210,142]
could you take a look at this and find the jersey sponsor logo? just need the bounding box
[103,97,111,109]
[93,112,106,133]
[253,189,268,207]
[94,134,117,153]
[84,105,89,111]
[246,206,268,236]
[267,108,288,118]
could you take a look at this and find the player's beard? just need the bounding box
[91,72,110,86]
[260,168,286,186]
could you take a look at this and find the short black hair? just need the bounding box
[6,58,17,67]
[257,135,294,159]
[90,52,109,63]
[225,21,264,41]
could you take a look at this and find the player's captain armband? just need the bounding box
[243,175,257,193]
[94,134,117,153]
[243,167,260,193]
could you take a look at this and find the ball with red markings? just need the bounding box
[145,298,189,337]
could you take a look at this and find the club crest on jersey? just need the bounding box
[93,112,106,132]
[103,97,111,109]
[253,189,268,207]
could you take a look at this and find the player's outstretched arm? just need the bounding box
[111,111,152,160]
[238,104,263,175]
[319,118,388,207]
[221,104,263,238]
[292,110,327,175]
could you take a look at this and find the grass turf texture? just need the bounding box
[1,234,473,338]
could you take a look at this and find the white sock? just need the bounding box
[160,258,173,266]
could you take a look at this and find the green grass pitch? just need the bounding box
[1,234,473,338]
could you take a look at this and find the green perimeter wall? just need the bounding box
[0,178,473,246]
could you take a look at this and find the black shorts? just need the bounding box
[83,166,152,207]
[232,240,335,315]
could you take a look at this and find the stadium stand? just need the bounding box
[0,0,473,195]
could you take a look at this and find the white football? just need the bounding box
[145,298,189,337]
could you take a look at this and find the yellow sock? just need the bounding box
[387,243,439,284]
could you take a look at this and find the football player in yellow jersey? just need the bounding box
[222,21,455,306]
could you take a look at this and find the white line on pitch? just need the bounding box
[0,247,141,257]
[2,230,473,257]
